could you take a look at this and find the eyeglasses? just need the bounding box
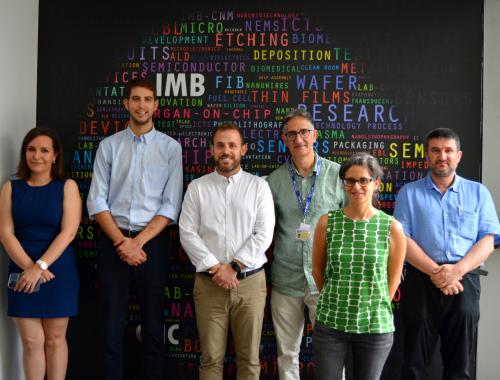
[343,177,374,187]
[284,129,314,140]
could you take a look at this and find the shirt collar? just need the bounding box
[214,167,243,183]
[313,153,321,173]
[292,152,320,178]
[125,126,157,143]
[449,174,461,192]
[425,173,461,193]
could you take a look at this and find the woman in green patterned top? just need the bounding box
[311,152,406,380]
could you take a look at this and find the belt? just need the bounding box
[237,266,264,279]
[469,267,488,276]
[119,228,141,238]
[199,266,264,280]
[421,263,488,276]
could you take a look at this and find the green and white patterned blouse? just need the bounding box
[316,209,394,334]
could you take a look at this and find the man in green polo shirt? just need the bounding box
[267,108,345,380]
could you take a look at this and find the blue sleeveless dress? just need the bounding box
[7,179,79,317]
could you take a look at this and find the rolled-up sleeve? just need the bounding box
[157,141,183,223]
[87,142,111,219]
[477,185,500,244]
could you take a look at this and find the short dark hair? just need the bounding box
[124,78,157,100]
[212,122,244,144]
[17,127,65,180]
[425,128,461,151]
[282,108,314,132]
[339,152,384,209]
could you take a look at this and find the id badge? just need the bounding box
[295,223,311,241]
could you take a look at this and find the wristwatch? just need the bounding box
[36,259,48,271]
[230,261,242,275]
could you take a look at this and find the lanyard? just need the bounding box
[289,155,321,222]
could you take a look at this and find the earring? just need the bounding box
[52,160,56,165]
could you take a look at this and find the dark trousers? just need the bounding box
[313,322,394,380]
[401,265,480,380]
[97,232,168,380]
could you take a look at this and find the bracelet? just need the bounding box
[114,238,126,247]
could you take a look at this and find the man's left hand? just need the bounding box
[440,281,464,295]
[212,264,239,289]
[116,237,147,266]
[431,264,463,289]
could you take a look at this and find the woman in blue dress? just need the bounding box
[0,127,81,380]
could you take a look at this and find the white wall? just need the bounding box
[0,0,39,379]
[478,0,500,379]
[483,1,500,209]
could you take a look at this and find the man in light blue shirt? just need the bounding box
[87,78,183,380]
[394,128,500,380]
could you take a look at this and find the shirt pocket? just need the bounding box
[452,209,478,241]
[311,191,342,216]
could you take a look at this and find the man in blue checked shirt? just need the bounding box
[87,78,183,380]
[394,128,500,380]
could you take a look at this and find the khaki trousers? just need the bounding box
[270,286,318,380]
[194,270,267,380]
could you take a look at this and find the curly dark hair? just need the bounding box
[339,152,384,209]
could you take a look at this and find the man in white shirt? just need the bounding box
[179,122,275,380]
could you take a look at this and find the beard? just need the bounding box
[215,155,241,174]
[429,162,454,177]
